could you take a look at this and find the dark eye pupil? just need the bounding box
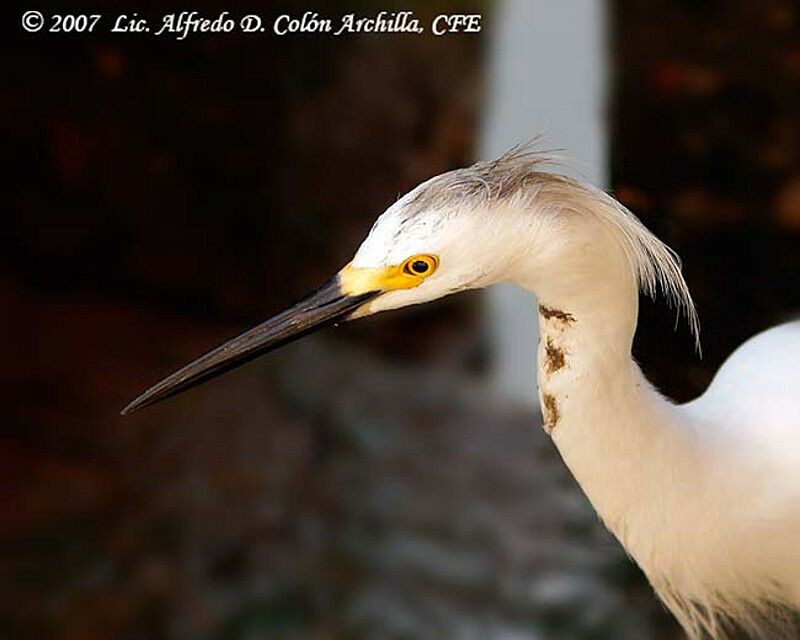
[411,260,429,274]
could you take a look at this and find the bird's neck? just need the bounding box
[519,256,696,554]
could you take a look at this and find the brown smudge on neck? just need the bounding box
[539,304,575,324]
[543,337,567,374]
[542,393,559,434]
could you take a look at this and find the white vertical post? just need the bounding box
[479,0,609,406]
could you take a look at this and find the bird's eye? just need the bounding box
[403,254,438,277]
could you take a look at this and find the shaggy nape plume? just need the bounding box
[406,145,701,350]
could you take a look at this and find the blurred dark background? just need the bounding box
[2,1,799,638]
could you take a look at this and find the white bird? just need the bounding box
[124,148,800,639]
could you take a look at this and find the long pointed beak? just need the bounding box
[121,276,380,415]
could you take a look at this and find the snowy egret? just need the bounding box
[124,148,800,639]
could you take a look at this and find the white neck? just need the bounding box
[523,247,680,533]
[534,275,680,534]
[514,239,800,640]
[506,206,799,638]
[510,215,707,596]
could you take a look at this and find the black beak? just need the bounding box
[121,277,379,415]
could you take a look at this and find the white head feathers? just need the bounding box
[353,145,700,349]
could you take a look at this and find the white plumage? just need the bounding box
[348,150,800,638]
[126,149,800,639]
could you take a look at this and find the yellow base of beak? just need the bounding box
[339,256,438,296]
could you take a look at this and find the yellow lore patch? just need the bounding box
[339,255,439,296]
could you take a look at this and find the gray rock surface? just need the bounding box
[144,339,674,638]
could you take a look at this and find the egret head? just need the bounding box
[339,171,532,317]
[123,147,697,414]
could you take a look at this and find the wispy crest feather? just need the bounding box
[407,144,701,350]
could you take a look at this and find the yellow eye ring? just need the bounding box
[402,254,439,277]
